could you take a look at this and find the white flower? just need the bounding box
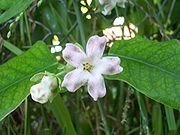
[62,35,123,101]
[30,75,58,104]
[99,0,127,15]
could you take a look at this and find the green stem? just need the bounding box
[49,94,77,135]
[135,91,150,135]
[97,100,110,135]
[7,116,16,135]
[60,21,78,44]
[24,98,30,135]
[81,100,95,134]
[164,106,177,134]
[73,0,86,48]
[20,13,25,44]
[24,12,32,46]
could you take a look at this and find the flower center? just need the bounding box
[83,63,92,71]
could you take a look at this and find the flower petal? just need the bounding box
[88,75,106,101]
[30,83,52,104]
[86,35,107,58]
[62,68,88,92]
[62,43,86,67]
[97,56,123,75]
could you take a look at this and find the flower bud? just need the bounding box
[30,83,52,104]
[41,75,58,90]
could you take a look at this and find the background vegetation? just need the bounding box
[0,0,179,135]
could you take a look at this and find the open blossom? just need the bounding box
[99,0,127,15]
[30,75,58,104]
[62,35,123,101]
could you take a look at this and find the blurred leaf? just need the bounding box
[0,0,32,24]
[3,40,23,55]
[0,0,20,10]
[107,37,180,109]
[0,41,58,121]
[171,0,180,24]
[41,6,61,32]
[153,0,161,5]
[49,95,77,135]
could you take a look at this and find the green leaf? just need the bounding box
[0,41,58,121]
[0,0,20,10]
[49,95,77,135]
[107,37,180,109]
[30,72,45,82]
[3,40,23,55]
[0,0,32,24]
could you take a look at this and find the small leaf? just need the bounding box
[30,72,45,83]
[0,41,59,121]
[107,37,180,109]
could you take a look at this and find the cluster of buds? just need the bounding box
[30,73,58,104]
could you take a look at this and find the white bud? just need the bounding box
[41,75,58,90]
[30,83,52,104]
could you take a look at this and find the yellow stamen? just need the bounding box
[83,63,92,71]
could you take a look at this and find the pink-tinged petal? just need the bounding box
[98,56,123,75]
[62,68,88,92]
[62,43,86,67]
[88,75,106,101]
[86,35,107,58]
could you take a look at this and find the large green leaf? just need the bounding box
[0,41,58,121]
[0,0,32,24]
[107,37,180,109]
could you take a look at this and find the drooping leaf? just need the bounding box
[0,41,58,121]
[107,37,180,109]
[0,0,32,24]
